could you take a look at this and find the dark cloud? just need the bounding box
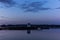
[23,8,50,12]
[20,1,50,12]
[0,0,16,7]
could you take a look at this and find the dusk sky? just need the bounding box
[0,0,60,24]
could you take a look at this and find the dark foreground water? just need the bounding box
[0,29,60,40]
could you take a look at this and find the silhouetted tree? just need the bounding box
[1,24,6,27]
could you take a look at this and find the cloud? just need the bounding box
[0,0,51,12]
[20,1,50,12]
[0,0,16,7]
[59,0,60,1]
[0,16,10,19]
[39,8,50,10]
[0,16,16,20]
[56,7,60,9]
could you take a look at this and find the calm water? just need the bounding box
[0,29,60,40]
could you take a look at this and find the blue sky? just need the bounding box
[0,0,60,24]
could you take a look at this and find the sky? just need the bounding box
[0,0,60,24]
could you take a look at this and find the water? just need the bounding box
[0,29,60,40]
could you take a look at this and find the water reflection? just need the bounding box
[0,29,60,40]
[27,30,31,34]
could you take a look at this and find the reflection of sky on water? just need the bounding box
[0,29,60,40]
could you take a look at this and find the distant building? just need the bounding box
[27,23,31,27]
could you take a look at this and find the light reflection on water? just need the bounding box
[0,29,60,40]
